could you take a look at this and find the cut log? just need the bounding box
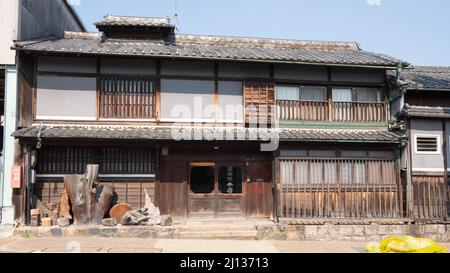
[59,190,72,219]
[109,203,133,222]
[41,218,52,227]
[30,215,40,227]
[93,184,115,221]
[30,209,41,216]
[64,165,115,225]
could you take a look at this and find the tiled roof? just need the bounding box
[94,15,175,28]
[12,125,403,143]
[14,34,408,67]
[400,66,450,90]
[403,105,450,119]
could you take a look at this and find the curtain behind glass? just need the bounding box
[300,86,326,101]
[276,85,299,100]
[332,88,352,102]
[355,88,381,102]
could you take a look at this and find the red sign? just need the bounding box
[11,166,22,188]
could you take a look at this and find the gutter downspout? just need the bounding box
[442,121,449,222]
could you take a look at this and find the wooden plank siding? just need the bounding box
[412,175,448,221]
[34,180,155,210]
[278,158,403,219]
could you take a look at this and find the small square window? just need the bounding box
[415,135,441,154]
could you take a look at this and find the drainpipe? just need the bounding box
[396,63,403,79]
[442,121,448,222]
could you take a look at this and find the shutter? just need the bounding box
[244,81,275,125]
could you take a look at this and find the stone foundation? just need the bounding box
[257,223,450,242]
[13,222,450,242]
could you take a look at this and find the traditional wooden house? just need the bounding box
[395,67,450,222]
[10,15,414,224]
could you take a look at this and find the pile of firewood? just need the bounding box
[29,164,172,228]
[30,202,67,227]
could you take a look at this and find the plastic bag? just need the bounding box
[366,236,448,253]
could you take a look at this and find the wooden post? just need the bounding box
[64,165,115,225]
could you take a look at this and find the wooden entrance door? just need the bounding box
[188,163,244,218]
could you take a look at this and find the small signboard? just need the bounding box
[11,166,22,188]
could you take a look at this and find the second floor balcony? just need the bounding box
[275,86,387,124]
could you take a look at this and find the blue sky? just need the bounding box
[71,0,450,66]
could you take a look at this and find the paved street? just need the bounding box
[0,236,448,253]
[0,237,367,253]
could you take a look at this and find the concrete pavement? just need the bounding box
[0,236,429,253]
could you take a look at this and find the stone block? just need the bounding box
[339,225,354,236]
[100,228,118,238]
[352,225,365,236]
[160,215,173,226]
[137,230,157,239]
[50,227,62,237]
[304,226,318,240]
[102,218,118,227]
[87,227,100,236]
[387,225,405,235]
[437,225,446,235]
[365,224,380,235]
[295,225,306,240]
[425,225,438,234]
[366,234,382,242]
[57,217,71,227]
[63,227,76,237]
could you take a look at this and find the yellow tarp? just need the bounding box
[366,236,448,253]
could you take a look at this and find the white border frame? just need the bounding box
[414,134,441,155]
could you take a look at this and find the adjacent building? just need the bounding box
[0,0,84,224]
[395,67,450,221]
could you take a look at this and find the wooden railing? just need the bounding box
[278,158,403,219]
[276,100,329,121]
[332,101,386,123]
[276,100,387,123]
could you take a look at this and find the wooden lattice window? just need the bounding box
[244,81,275,125]
[36,146,156,176]
[100,77,156,119]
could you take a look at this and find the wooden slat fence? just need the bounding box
[279,158,402,219]
[412,175,448,221]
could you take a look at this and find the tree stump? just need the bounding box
[64,165,115,225]
[59,190,72,220]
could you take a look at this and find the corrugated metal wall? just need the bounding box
[0,0,19,65]
[20,0,84,41]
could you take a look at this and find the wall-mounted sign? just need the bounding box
[11,166,22,188]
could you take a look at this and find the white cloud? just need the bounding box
[67,0,82,6]
[367,0,382,6]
